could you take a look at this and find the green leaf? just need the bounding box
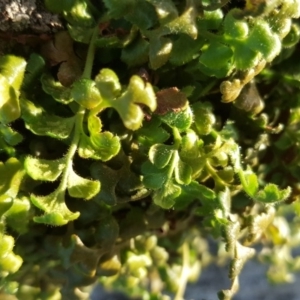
[0,75,20,123]
[0,158,24,198]
[160,106,193,131]
[256,184,291,203]
[174,181,216,210]
[90,162,121,205]
[78,132,96,159]
[0,235,23,274]
[142,160,170,189]
[111,75,156,130]
[121,37,149,67]
[5,196,31,234]
[199,42,234,77]
[87,114,102,135]
[224,9,249,39]
[135,117,170,147]
[149,144,174,169]
[64,0,95,27]
[22,53,45,90]
[95,68,121,100]
[0,123,23,146]
[41,73,73,104]
[179,130,201,159]
[197,9,223,30]
[233,42,260,70]
[239,167,259,197]
[0,55,26,91]
[125,0,158,30]
[183,180,216,200]
[147,0,178,24]
[193,102,216,135]
[174,158,192,185]
[0,234,15,257]
[68,24,94,44]
[103,0,135,18]
[247,20,281,61]
[153,181,181,209]
[0,195,13,218]
[78,131,120,161]
[94,216,119,250]
[71,78,102,109]
[169,34,205,66]
[164,4,197,39]
[67,167,100,199]
[24,157,66,181]
[200,42,233,70]
[21,99,76,139]
[143,171,168,190]
[149,35,172,70]
[89,132,121,161]
[31,190,80,226]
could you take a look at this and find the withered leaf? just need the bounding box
[40,31,84,86]
[155,87,188,115]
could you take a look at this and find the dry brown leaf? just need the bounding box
[40,31,84,86]
[155,87,188,115]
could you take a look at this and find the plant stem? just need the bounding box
[173,127,182,148]
[82,26,98,79]
[174,241,190,300]
[58,25,98,191]
[59,107,85,191]
[205,160,228,187]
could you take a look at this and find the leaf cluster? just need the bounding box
[1,1,300,300]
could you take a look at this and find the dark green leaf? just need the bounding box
[149,144,174,169]
[90,162,121,205]
[22,53,45,90]
[149,35,172,70]
[94,216,119,250]
[121,37,149,66]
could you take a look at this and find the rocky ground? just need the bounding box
[91,259,300,300]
